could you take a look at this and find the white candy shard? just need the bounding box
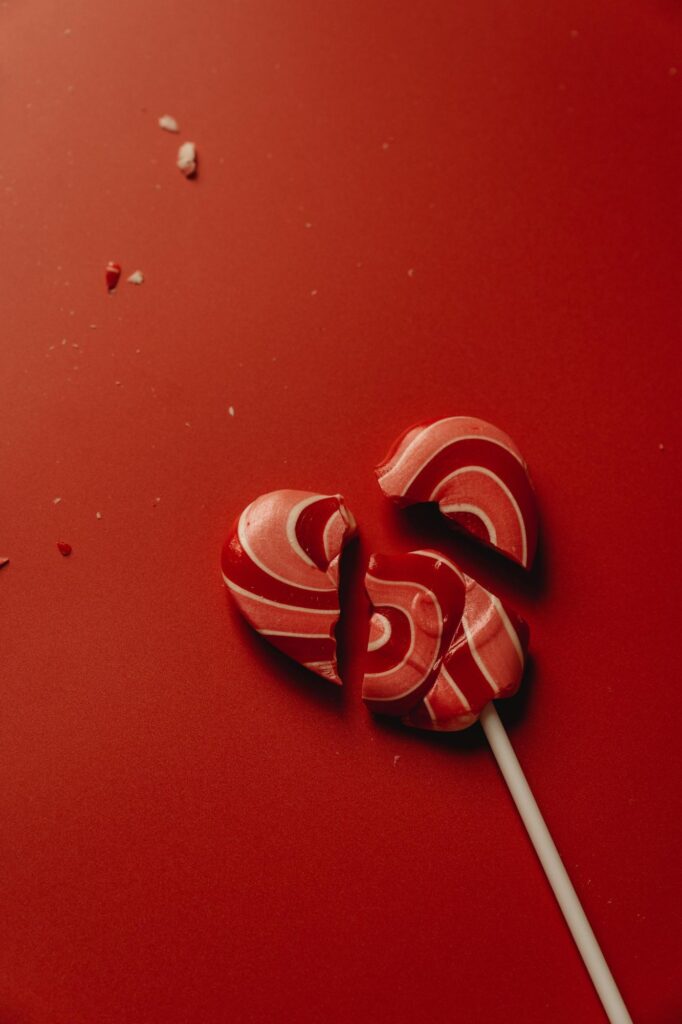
[177,141,197,177]
[158,115,179,133]
[127,270,144,285]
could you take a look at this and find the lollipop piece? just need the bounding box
[177,141,197,177]
[376,416,538,569]
[222,490,357,683]
[405,574,529,731]
[105,261,121,292]
[362,549,466,716]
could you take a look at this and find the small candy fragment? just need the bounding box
[376,416,539,569]
[405,574,529,732]
[158,114,179,133]
[127,270,144,285]
[222,490,357,683]
[105,261,121,292]
[177,141,197,177]
[57,541,72,556]
[0,557,9,570]
[362,549,466,716]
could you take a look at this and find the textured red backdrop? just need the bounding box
[1,1,681,1022]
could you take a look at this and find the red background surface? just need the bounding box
[1,1,681,1021]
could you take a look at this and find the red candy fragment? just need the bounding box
[404,573,529,731]
[57,541,72,556]
[0,557,9,569]
[222,490,357,683]
[361,549,466,716]
[376,416,539,569]
[105,261,122,292]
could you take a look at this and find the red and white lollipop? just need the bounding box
[362,549,466,716]
[405,573,529,731]
[222,489,356,682]
[363,548,631,1024]
[376,416,539,569]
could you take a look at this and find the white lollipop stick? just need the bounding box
[479,703,633,1024]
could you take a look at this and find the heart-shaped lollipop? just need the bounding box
[221,489,356,682]
[221,422,632,1024]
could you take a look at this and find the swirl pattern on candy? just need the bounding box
[222,490,357,683]
[362,549,466,716]
[376,416,538,569]
[405,573,529,731]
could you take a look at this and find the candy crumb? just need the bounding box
[0,557,9,570]
[658,443,665,451]
[158,114,180,133]
[95,512,102,520]
[228,405,235,417]
[127,270,144,285]
[177,141,197,177]
[105,261,121,292]
[53,497,62,505]
[57,541,72,557]
[393,755,401,766]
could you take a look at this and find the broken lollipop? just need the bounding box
[376,415,539,569]
[221,489,356,683]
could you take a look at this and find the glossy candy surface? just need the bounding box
[376,416,538,568]
[405,573,529,731]
[362,549,466,716]
[222,490,356,682]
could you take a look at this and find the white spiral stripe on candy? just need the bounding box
[423,695,439,723]
[381,423,524,496]
[322,504,354,563]
[237,497,336,593]
[462,616,500,694]
[462,593,523,694]
[285,494,325,570]
[488,594,525,667]
[438,502,498,545]
[222,575,339,614]
[362,602,415,682]
[367,613,392,651]
[439,663,473,710]
[322,514,337,565]
[437,465,527,566]
[411,548,466,582]
[364,576,443,701]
